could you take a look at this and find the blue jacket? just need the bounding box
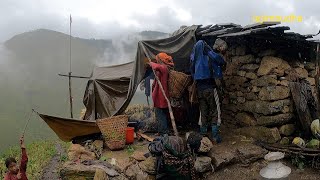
[190,40,225,80]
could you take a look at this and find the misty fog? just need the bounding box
[1,0,320,152]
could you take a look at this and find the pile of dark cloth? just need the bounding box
[148,133,202,180]
[125,104,157,132]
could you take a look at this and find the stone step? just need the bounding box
[208,142,268,170]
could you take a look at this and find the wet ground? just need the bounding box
[41,143,66,179]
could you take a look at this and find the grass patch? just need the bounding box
[0,140,59,180]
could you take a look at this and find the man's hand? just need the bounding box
[20,135,26,149]
[16,171,22,179]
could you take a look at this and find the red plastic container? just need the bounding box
[126,127,135,144]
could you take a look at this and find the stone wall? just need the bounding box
[222,45,316,143]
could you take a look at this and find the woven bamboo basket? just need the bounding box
[168,70,192,98]
[96,115,128,150]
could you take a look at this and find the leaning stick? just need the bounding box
[142,48,179,136]
[22,109,34,137]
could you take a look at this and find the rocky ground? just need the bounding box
[55,126,320,180]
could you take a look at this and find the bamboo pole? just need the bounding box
[22,109,34,137]
[142,48,179,136]
[69,15,73,118]
[316,43,320,116]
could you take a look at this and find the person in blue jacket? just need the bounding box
[190,39,226,143]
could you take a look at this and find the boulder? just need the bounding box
[279,124,296,136]
[237,71,246,77]
[235,46,246,56]
[229,92,237,99]
[125,163,143,179]
[139,157,156,175]
[110,174,129,180]
[257,56,291,76]
[279,80,289,87]
[225,63,239,76]
[257,114,293,126]
[258,86,290,101]
[199,137,214,153]
[130,151,147,161]
[256,58,262,64]
[231,47,237,56]
[294,67,308,79]
[225,104,239,113]
[236,112,257,127]
[251,86,260,93]
[237,97,246,104]
[251,76,278,87]
[94,169,109,180]
[232,55,255,64]
[236,91,244,97]
[309,70,317,78]
[60,161,120,180]
[208,142,268,169]
[68,144,96,161]
[292,62,304,68]
[136,173,155,180]
[279,137,291,145]
[245,72,258,80]
[241,64,259,72]
[245,92,258,101]
[270,68,285,76]
[281,106,291,114]
[242,100,291,115]
[306,77,315,86]
[225,76,248,87]
[236,144,268,164]
[258,49,276,57]
[208,146,237,169]
[236,126,281,143]
[240,87,251,93]
[305,62,315,71]
[194,157,213,173]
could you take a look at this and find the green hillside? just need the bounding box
[0,29,167,152]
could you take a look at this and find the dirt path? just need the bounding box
[41,143,66,180]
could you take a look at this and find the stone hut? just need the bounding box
[197,22,319,143]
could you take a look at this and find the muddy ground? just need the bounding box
[41,143,66,179]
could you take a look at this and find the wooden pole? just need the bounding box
[22,109,34,137]
[142,48,179,136]
[69,14,73,118]
[316,43,320,116]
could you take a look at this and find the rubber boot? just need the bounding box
[211,125,222,143]
[200,126,208,136]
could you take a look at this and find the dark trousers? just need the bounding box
[155,107,169,134]
[197,88,217,127]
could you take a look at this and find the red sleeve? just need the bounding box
[4,174,10,180]
[20,148,28,172]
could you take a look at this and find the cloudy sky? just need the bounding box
[1,0,320,42]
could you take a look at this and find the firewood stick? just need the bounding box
[142,48,179,136]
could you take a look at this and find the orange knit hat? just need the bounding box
[155,52,174,67]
